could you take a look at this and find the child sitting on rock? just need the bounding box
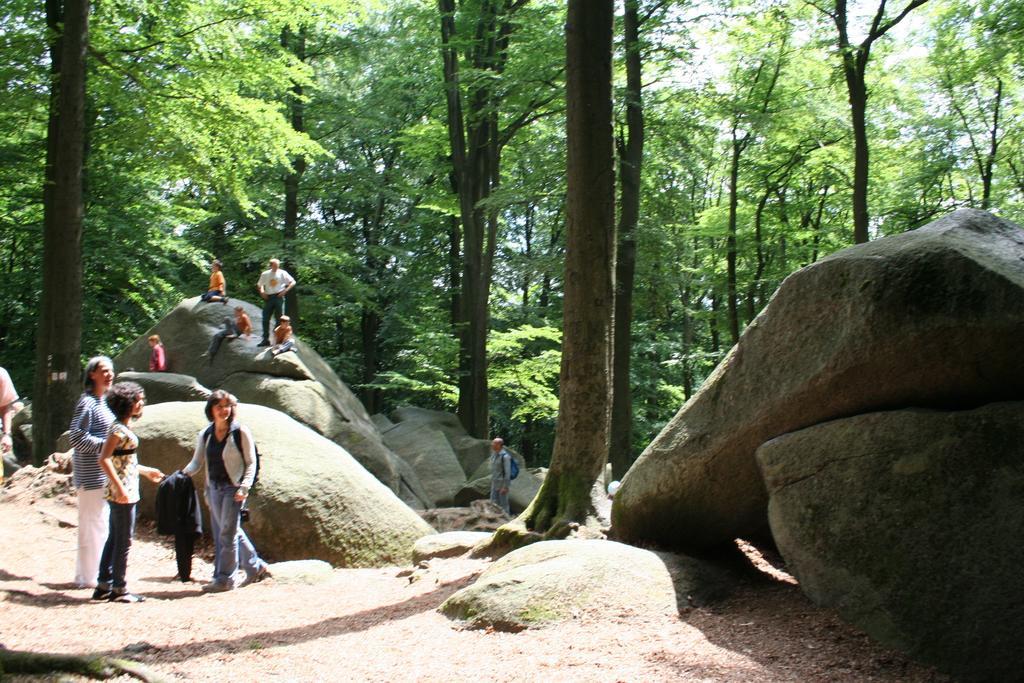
[271,315,295,356]
[233,306,253,338]
[207,307,254,363]
[200,260,228,304]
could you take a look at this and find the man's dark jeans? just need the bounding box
[261,294,286,342]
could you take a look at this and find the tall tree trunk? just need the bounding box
[521,202,534,310]
[610,0,644,480]
[726,133,743,344]
[981,77,1002,210]
[282,25,306,323]
[843,55,870,244]
[33,0,88,463]
[439,0,512,438]
[829,0,930,243]
[518,0,615,537]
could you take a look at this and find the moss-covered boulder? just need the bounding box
[440,539,735,630]
[614,209,1024,550]
[134,402,433,567]
[756,402,1024,681]
[113,297,429,509]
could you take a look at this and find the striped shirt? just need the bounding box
[70,393,114,490]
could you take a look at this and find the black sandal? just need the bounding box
[91,587,112,601]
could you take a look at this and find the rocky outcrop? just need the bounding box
[380,420,467,507]
[389,406,491,477]
[134,402,433,567]
[613,209,1024,550]
[115,371,211,404]
[384,406,542,510]
[113,298,430,509]
[412,531,492,563]
[756,402,1024,681]
[418,500,511,533]
[440,539,736,630]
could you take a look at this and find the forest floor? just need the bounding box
[0,470,948,682]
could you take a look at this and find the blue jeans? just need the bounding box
[261,295,285,341]
[97,501,136,591]
[207,481,264,586]
[490,481,510,514]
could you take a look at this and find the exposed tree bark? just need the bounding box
[492,0,615,547]
[33,0,88,464]
[282,25,306,323]
[609,0,644,480]
[822,0,930,243]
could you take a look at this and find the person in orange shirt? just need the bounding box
[207,306,254,363]
[200,260,227,304]
[233,306,253,337]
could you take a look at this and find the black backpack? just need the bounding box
[204,424,260,492]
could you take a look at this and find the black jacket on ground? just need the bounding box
[155,470,203,581]
[156,470,203,536]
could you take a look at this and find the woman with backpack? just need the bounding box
[182,390,270,592]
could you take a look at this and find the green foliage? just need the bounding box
[488,324,561,423]
[1,0,1019,472]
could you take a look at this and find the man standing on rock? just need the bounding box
[256,258,296,347]
[489,438,512,514]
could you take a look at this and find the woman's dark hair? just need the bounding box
[204,389,238,422]
[82,356,114,391]
[106,381,144,422]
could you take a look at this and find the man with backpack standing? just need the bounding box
[489,438,513,514]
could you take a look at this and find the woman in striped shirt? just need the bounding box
[70,356,116,589]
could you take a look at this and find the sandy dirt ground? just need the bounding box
[0,472,947,682]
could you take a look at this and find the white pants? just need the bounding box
[75,487,109,588]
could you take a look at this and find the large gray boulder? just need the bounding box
[756,402,1024,682]
[114,297,430,509]
[380,421,467,507]
[614,209,1024,550]
[440,539,735,630]
[389,406,490,476]
[115,371,211,403]
[134,402,434,567]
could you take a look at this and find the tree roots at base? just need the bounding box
[0,648,167,682]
